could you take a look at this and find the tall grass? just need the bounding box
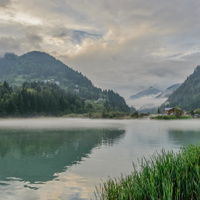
[94,144,200,200]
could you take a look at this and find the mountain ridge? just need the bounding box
[129,86,161,100]
[156,83,181,98]
[161,66,200,111]
[127,84,180,113]
[0,51,130,113]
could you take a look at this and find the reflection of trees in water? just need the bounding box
[168,129,200,146]
[0,128,125,183]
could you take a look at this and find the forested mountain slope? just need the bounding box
[0,81,130,117]
[0,51,130,113]
[0,51,95,98]
[162,66,200,111]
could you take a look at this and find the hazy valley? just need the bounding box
[127,84,181,113]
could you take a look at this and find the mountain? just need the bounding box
[162,66,200,111]
[0,51,130,113]
[127,84,181,113]
[0,51,94,96]
[156,83,181,98]
[129,86,161,100]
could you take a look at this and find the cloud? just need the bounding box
[52,27,102,44]
[25,33,43,49]
[0,0,11,7]
[126,95,167,110]
[0,36,21,56]
[0,0,200,100]
[0,34,43,57]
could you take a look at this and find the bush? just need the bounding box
[95,144,200,200]
[163,115,170,119]
[131,112,139,118]
[174,107,183,118]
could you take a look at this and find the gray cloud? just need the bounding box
[0,36,21,56]
[0,0,11,7]
[0,0,200,100]
[52,27,102,44]
[23,34,42,50]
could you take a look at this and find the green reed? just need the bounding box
[94,144,200,200]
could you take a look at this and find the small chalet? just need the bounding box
[165,107,175,115]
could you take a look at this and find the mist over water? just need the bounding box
[0,118,125,130]
[0,118,200,200]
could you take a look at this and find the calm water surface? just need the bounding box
[0,118,200,200]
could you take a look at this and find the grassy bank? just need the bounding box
[63,112,129,119]
[151,115,193,120]
[95,144,200,200]
[63,112,142,119]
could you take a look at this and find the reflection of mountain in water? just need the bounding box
[0,128,125,184]
[168,129,200,147]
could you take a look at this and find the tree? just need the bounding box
[17,94,24,114]
[174,107,183,118]
[3,81,12,93]
[190,110,194,117]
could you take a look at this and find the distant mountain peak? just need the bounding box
[21,51,58,62]
[24,50,49,55]
[129,86,161,100]
[156,83,181,98]
[127,83,181,113]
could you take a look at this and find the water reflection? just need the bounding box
[168,129,200,147]
[0,128,125,184]
[1,119,200,200]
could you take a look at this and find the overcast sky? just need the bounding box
[0,0,200,98]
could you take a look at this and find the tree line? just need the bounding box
[0,81,130,117]
[0,81,87,117]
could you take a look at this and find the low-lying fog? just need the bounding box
[1,118,200,132]
[0,117,126,130]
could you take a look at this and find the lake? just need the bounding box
[0,118,200,200]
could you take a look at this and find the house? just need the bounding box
[95,98,106,103]
[73,89,79,93]
[165,107,184,116]
[164,107,175,115]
